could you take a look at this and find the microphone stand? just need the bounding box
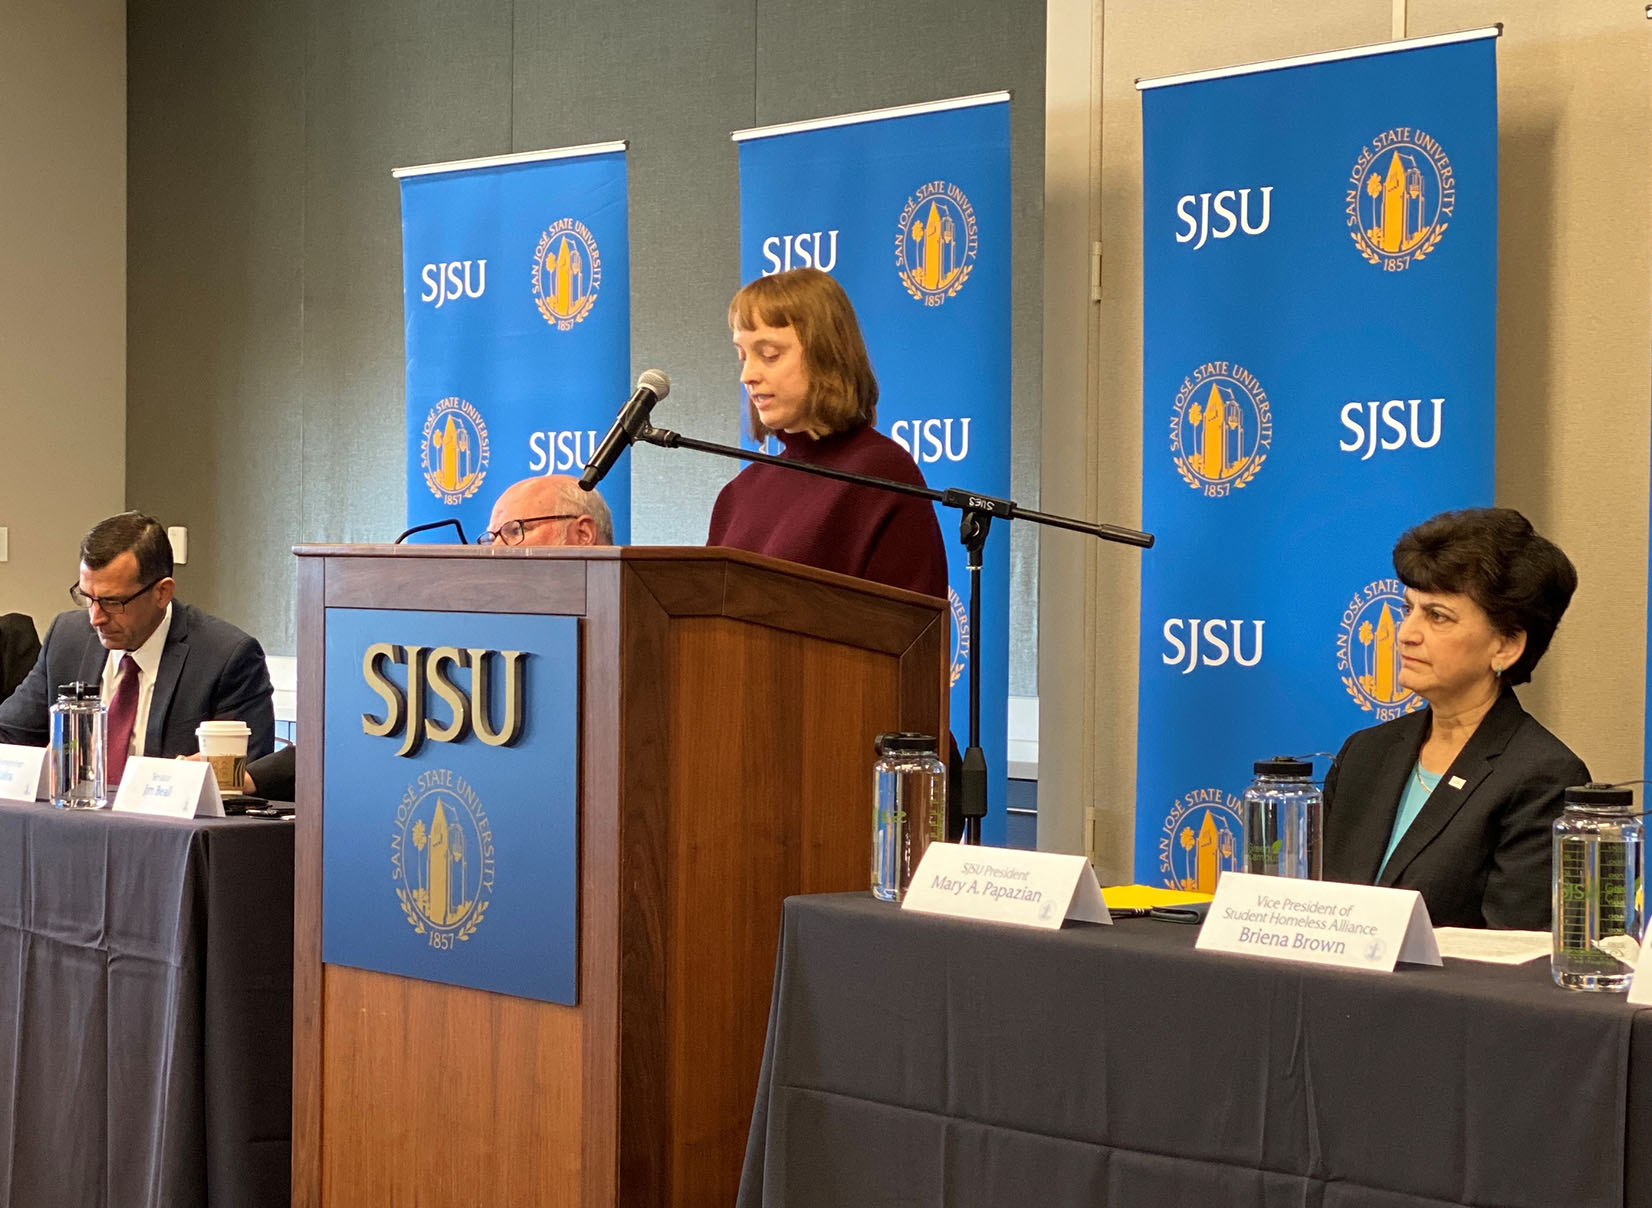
[634,422,1154,845]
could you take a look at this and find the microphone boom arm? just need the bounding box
[637,425,1153,549]
[640,420,1153,842]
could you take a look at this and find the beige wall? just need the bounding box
[0,0,126,636]
[1042,1,1652,874]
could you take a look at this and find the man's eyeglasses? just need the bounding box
[477,514,580,546]
[69,579,163,614]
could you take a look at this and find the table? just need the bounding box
[740,893,1652,1208]
[0,804,294,1208]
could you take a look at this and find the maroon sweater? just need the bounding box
[707,425,949,598]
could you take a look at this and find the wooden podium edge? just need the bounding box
[292,555,324,1208]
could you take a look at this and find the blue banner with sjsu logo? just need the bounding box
[398,144,631,542]
[1134,32,1500,886]
[735,94,1013,845]
[322,608,579,1004]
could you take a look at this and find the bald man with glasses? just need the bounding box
[0,511,274,782]
[480,474,613,547]
[233,475,615,802]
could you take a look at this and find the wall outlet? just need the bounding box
[167,525,188,565]
[0,527,7,563]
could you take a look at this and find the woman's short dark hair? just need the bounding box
[1392,507,1576,686]
[729,267,878,440]
[80,511,173,584]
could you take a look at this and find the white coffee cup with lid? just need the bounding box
[196,720,251,795]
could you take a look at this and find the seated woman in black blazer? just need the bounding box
[1323,508,1586,929]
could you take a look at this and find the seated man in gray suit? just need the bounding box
[0,511,275,783]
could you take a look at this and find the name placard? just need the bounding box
[1197,872,1440,971]
[0,744,48,804]
[902,842,1112,929]
[112,757,224,819]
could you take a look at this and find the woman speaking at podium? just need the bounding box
[1322,508,1587,929]
[707,267,948,599]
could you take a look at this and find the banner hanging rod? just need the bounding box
[393,140,628,180]
[1136,25,1499,91]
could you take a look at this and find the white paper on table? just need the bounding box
[1432,927,1551,965]
[1595,933,1642,968]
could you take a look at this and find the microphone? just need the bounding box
[580,369,671,491]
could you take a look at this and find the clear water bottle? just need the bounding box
[1552,783,1645,991]
[49,682,106,809]
[871,732,947,903]
[1241,756,1322,880]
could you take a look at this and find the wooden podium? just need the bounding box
[292,545,946,1206]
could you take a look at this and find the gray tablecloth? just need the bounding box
[741,893,1650,1208]
[0,805,293,1208]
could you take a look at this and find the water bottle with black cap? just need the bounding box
[1241,756,1322,880]
[1552,782,1644,991]
[871,732,947,903]
[48,682,106,809]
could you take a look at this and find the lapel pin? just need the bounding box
[1448,775,1466,789]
